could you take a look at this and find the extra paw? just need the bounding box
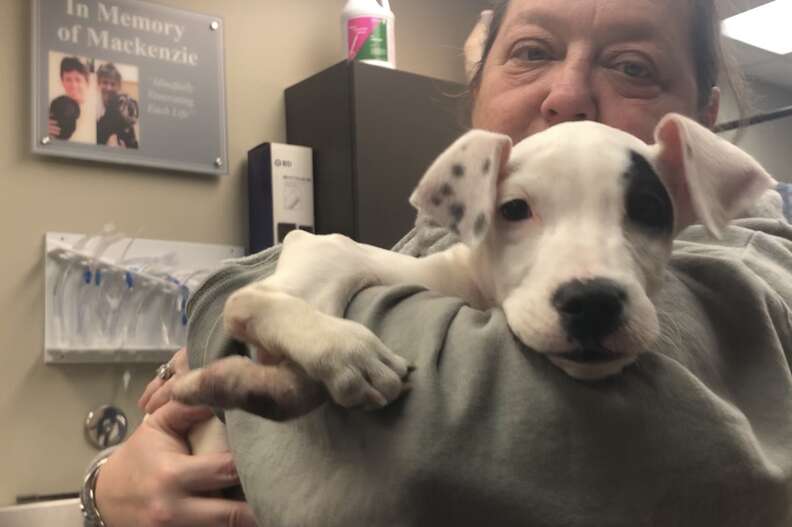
[307,320,413,410]
[170,357,249,408]
[171,356,327,421]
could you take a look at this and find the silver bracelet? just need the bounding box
[80,456,109,527]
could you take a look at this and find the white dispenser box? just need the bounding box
[248,143,315,253]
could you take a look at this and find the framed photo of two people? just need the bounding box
[31,0,228,176]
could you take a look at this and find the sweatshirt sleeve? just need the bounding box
[185,219,792,527]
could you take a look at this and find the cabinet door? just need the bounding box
[353,64,466,247]
[286,63,357,238]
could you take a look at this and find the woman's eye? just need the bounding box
[511,45,552,62]
[619,62,651,78]
[610,58,657,83]
[500,199,533,222]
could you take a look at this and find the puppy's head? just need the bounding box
[49,95,80,140]
[106,92,139,128]
[411,114,776,380]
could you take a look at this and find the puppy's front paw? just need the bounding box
[308,320,412,410]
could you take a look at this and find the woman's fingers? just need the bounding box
[175,497,258,527]
[171,347,190,372]
[139,348,192,412]
[144,379,177,414]
[149,400,216,437]
[138,374,166,410]
[175,451,240,493]
[48,119,61,137]
[95,398,251,527]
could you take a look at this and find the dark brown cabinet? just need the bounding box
[285,60,467,248]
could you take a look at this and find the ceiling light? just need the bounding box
[722,0,792,55]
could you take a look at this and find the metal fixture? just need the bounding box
[84,405,128,449]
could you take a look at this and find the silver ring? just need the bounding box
[156,362,175,380]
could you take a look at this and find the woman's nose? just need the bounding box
[540,61,597,126]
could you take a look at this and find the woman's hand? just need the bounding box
[139,348,190,414]
[94,348,257,526]
[48,119,61,138]
[95,401,257,527]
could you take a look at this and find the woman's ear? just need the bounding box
[700,87,721,130]
[464,10,494,82]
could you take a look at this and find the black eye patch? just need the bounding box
[624,151,674,235]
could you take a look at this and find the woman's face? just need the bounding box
[62,70,87,105]
[471,0,719,144]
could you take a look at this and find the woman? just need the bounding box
[49,56,96,143]
[86,1,792,525]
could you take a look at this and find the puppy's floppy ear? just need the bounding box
[651,113,776,238]
[410,130,512,247]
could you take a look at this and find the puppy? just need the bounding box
[49,95,80,140]
[173,113,775,419]
[98,92,139,148]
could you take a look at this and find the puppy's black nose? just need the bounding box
[552,279,627,341]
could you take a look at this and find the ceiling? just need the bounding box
[717,0,792,89]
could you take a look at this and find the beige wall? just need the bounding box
[0,0,485,506]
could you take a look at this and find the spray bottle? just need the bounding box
[342,0,396,69]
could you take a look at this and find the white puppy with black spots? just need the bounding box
[174,113,775,415]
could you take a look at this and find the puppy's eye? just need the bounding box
[627,192,672,231]
[499,199,532,222]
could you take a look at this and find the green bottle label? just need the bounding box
[348,17,389,61]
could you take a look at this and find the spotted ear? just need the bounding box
[651,113,776,238]
[409,130,512,246]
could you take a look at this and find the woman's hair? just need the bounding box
[97,62,122,83]
[59,56,89,81]
[468,0,750,124]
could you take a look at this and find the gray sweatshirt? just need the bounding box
[187,215,792,527]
